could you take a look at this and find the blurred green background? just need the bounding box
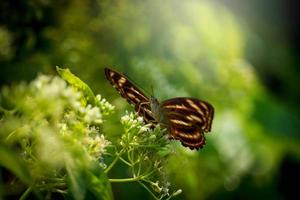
[1,0,300,199]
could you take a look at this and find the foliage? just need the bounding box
[1,0,300,200]
[0,67,180,199]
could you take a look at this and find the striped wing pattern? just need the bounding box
[104,68,155,123]
[104,68,214,150]
[161,98,214,150]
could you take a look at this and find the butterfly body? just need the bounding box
[104,68,214,150]
[149,96,167,126]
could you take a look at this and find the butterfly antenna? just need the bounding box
[151,85,155,97]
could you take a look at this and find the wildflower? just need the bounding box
[58,122,68,133]
[120,113,131,125]
[31,74,51,88]
[62,87,81,108]
[121,111,150,132]
[162,181,170,197]
[87,134,111,159]
[83,105,103,124]
[138,124,151,133]
[39,76,66,99]
[151,181,162,193]
[95,94,114,115]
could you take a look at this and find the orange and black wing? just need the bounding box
[104,68,155,123]
[161,97,214,150]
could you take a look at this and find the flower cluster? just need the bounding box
[0,73,114,199]
[0,68,181,200]
[120,111,169,149]
[95,94,115,116]
[110,112,181,199]
[31,74,113,161]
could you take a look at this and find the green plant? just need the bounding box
[0,67,181,200]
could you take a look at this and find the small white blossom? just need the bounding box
[88,134,111,159]
[32,75,70,100]
[58,123,68,132]
[62,87,81,108]
[121,114,131,124]
[88,126,98,134]
[162,182,170,196]
[42,77,66,98]
[151,181,162,193]
[83,105,103,124]
[139,124,151,133]
[32,74,51,89]
[121,111,150,133]
[137,116,144,123]
[95,94,101,102]
[95,94,114,115]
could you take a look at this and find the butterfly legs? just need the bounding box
[136,101,158,125]
[136,101,150,115]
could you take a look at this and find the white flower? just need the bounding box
[95,94,114,115]
[95,94,101,102]
[121,111,151,134]
[88,134,111,159]
[32,74,51,89]
[121,114,131,124]
[151,181,162,193]
[137,116,144,123]
[62,87,81,108]
[139,125,150,133]
[43,77,66,98]
[162,181,170,196]
[33,75,69,99]
[58,123,68,132]
[84,105,103,124]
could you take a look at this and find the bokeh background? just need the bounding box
[1,0,300,199]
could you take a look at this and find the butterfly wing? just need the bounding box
[105,68,215,150]
[161,97,214,150]
[104,68,155,123]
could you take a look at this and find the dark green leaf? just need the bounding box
[0,145,32,185]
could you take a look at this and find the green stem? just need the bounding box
[109,176,141,183]
[140,169,155,180]
[109,171,154,183]
[104,149,124,174]
[138,181,160,200]
[137,161,141,176]
[165,195,173,200]
[127,149,134,164]
[19,186,33,200]
[119,157,132,166]
[130,144,160,148]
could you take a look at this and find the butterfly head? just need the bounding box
[149,96,159,110]
[150,96,166,124]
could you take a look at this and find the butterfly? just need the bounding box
[104,68,214,150]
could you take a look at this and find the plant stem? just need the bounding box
[137,161,141,176]
[109,176,141,183]
[138,181,160,200]
[109,169,154,183]
[119,157,132,166]
[20,186,33,200]
[104,149,124,174]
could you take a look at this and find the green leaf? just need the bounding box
[65,160,86,200]
[85,164,113,200]
[56,66,95,105]
[66,161,113,200]
[0,145,32,185]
